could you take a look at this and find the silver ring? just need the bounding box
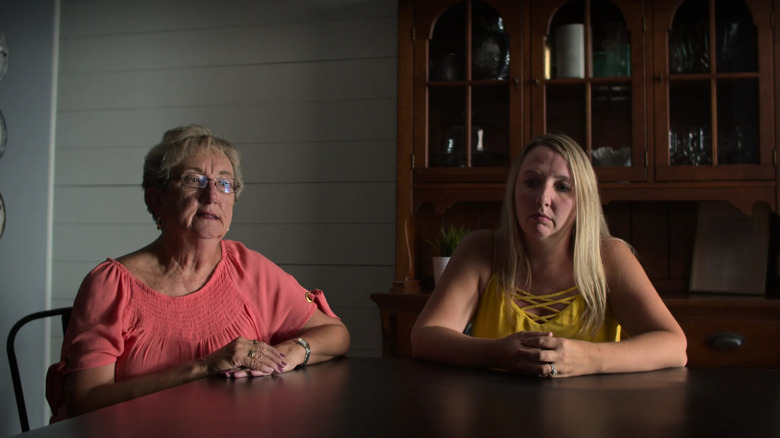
[248,350,256,358]
[549,362,558,376]
[252,339,258,344]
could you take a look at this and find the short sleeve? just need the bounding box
[61,260,131,373]
[47,260,131,422]
[224,241,340,344]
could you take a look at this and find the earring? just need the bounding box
[155,217,162,230]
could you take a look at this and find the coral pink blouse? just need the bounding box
[47,239,338,421]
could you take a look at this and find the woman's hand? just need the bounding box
[202,337,288,378]
[64,336,288,416]
[494,331,554,376]
[506,333,598,378]
[272,339,308,373]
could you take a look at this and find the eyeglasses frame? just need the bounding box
[176,172,240,194]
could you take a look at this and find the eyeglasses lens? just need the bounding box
[180,173,236,193]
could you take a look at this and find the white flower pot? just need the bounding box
[432,256,451,287]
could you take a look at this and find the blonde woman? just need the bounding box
[411,133,686,377]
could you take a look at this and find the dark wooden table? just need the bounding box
[16,357,780,437]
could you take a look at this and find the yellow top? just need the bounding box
[470,275,621,342]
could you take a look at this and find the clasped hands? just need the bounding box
[498,331,589,378]
[204,337,305,378]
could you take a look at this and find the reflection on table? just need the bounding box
[16,357,780,438]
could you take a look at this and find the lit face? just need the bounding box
[155,147,236,241]
[514,146,576,243]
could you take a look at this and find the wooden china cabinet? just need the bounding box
[372,0,780,367]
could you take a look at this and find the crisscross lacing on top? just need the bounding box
[513,286,578,323]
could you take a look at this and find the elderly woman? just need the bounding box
[411,132,687,377]
[47,124,350,419]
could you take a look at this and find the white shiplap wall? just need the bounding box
[53,0,398,357]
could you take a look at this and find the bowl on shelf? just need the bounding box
[592,146,631,167]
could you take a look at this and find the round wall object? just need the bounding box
[0,30,8,83]
[0,191,6,239]
[0,110,6,160]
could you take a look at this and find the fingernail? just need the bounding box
[282,361,288,366]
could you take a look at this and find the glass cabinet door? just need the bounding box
[653,0,773,181]
[413,0,521,183]
[530,0,647,182]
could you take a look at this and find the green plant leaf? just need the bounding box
[427,225,469,257]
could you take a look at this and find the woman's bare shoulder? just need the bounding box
[601,236,634,257]
[456,229,496,257]
[449,229,496,281]
[601,237,647,285]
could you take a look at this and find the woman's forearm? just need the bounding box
[295,322,351,365]
[66,359,209,416]
[411,325,502,369]
[588,330,687,374]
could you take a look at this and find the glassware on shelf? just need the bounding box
[427,2,510,170]
[472,3,509,80]
[592,21,630,77]
[716,21,757,73]
[592,146,631,167]
[430,52,461,81]
[669,22,710,74]
[715,0,758,73]
[669,125,712,165]
[431,124,482,168]
[593,43,630,77]
[429,3,466,83]
[718,124,758,164]
[554,23,585,78]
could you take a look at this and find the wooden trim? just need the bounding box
[395,0,416,286]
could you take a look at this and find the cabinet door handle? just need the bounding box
[706,333,745,349]
[656,74,663,83]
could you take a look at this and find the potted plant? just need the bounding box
[427,225,469,286]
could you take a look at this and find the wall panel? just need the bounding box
[59,17,396,73]
[56,140,396,185]
[60,0,396,37]
[58,59,397,110]
[55,182,394,224]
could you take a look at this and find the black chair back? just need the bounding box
[6,307,72,433]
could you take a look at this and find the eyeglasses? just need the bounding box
[178,172,240,194]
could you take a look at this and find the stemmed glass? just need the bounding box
[669,126,711,165]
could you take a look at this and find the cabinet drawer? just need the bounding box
[665,298,780,368]
[673,314,780,368]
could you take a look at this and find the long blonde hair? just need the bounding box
[495,133,611,334]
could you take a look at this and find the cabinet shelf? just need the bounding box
[667,72,759,81]
[600,181,775,215]
[427,80,512,86]
[411,181,776,216]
